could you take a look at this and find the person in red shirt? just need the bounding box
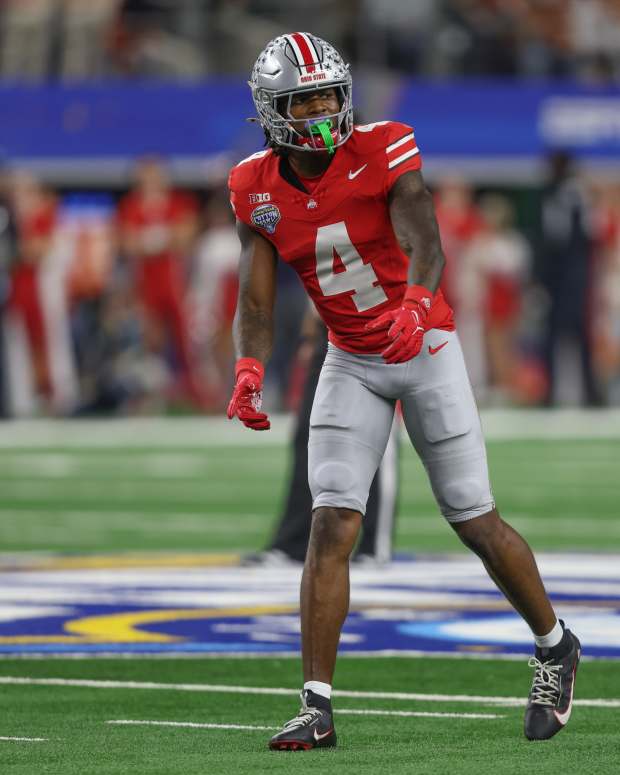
[7,171,56,402]
[117,157,203,406]
[227,33,580,749]
[433,176,484,311]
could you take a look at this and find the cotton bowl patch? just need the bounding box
[251,203,281,234]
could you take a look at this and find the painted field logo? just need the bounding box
[0,554,619,658]
[251,203,281,234]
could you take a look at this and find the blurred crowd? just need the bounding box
[1,0,619,82]
[1,153,620,417]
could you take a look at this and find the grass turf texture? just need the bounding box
[1,423,618,771]
[0,438,619,554]
[1,657,618,774]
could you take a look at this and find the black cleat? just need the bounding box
[269,690,336,751]
[524,624,581,740]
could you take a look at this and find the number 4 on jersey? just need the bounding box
[315,222,388,312]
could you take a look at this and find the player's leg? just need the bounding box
[451,508,555,633]
[269,346,396,751]
[300,505,361,685]
[401,329,580,741]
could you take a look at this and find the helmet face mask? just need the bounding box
[250,33,353,153]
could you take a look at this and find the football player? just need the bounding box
[227,32,580,749]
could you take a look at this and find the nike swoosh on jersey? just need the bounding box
[428,341,449,355]
[313,727,333,741]
[348,164,368,180]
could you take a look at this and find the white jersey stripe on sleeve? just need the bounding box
[387,146,420,169]
[236,149,269,166]
[386,132,415,154]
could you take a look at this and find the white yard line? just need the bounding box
[2,676,619,708]
[107,707,503,731]
[0,736,48,742]
[107,720,278,731]
[337,709,502,719]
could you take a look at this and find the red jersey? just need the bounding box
[229,121,454,354]
[117,190,197,263]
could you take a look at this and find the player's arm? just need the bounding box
[232,219,277,362]
[367,170,446,363]
[388,169,445,293]
[227,219,277,430]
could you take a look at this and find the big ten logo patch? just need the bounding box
[249,192,271,204]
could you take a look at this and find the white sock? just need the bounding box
[534,619,563,649]
[304,680,332,700]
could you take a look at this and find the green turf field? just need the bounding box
[1,416,619,773]
[1,657,619,774]
[0,436,618,554]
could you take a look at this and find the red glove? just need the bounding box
[227,357,270,430]
[366,285,432,364]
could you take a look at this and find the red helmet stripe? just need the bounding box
[291,32,316,73]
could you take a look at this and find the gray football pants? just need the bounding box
[308,329,494,523]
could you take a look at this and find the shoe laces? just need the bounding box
[528,657,562,706]
[282,705,322,731]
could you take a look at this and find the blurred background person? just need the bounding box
[117,156,206,409]
[592,181,620,405]
[459,194,532,405]
[538,150,601,407]
[434,177,485,396]
[62,193,118,409]
[190,189,240,410]
[4,171,57,412]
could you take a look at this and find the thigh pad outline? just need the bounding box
[309,371,356,430]
[415,382,471,443]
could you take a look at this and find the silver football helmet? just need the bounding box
[249,32,353,153]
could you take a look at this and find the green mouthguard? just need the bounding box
[310,119,335,154]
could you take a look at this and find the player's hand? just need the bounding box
[366,285,432,364]
[227,358,270,430]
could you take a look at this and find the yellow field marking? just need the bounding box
[0,605,296,645]
[5,553,241,571]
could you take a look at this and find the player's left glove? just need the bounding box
[366,284,432,364]
[227,357,271,430]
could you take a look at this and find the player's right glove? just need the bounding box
[227,357,270,431]
[365,284,432,364]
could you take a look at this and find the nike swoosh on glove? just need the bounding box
[365,284,432,364]
[227,357,270,430]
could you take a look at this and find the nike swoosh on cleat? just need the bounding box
[348,164,367,180]
[428,341,448,355]
[313,728,333,742]
[553,659,579,726]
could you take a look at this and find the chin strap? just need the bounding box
[309,119,336,154]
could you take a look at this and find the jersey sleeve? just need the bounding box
[227,168,243,222]
[228,150,271,227]
[382,122,422,192]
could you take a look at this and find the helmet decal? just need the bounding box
[284,33,322,74]
[249,32,353,153]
